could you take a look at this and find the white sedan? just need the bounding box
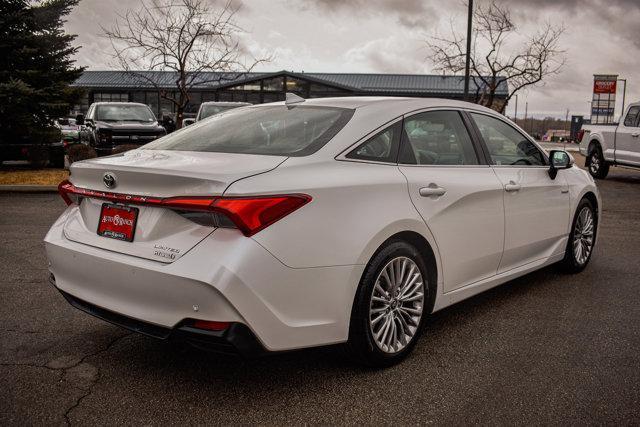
[45,96,599,367]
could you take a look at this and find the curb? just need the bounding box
[0,185,58,193]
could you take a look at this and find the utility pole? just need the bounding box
[524,101,528,133]
[463,0,473,101]
[514,94,518,126]
[564,108,569,150]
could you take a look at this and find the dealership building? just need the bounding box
[72,70,508,118]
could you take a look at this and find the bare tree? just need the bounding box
[427,1,565,113]
[103,0,269,127]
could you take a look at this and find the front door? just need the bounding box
[469,112,571,272]
[615,106,640,166]
[398,110,505,292]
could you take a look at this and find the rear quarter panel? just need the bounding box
[224,159,441,271]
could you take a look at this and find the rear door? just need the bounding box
[398,110,505,292]
[614,105,640,166]
[469,112,570,272]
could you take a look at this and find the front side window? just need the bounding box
[95,105,156,122]
[471,113,546,166]
[346,122,401,163]
[623,106,640,127]
[399,111,478,165]
[144,105,354,157]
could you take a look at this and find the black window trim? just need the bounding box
[344,121,403,164]
[398,109,489,168]
[466,110,549,168]
[336,116,405,165]
[623,106,640,128]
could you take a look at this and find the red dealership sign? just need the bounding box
[593,79,617,94]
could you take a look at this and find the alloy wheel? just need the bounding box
[573,207,594,265]
[589,151,600,174]
[369,256,425,354]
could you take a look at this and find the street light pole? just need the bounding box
[514,94,518,126]
[463,0,473,101]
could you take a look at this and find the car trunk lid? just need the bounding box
[63,149,286,263]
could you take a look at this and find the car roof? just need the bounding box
[255,96,498,115]
[90,102,148,106]
[200,101,251,106]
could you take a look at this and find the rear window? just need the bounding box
[144,105,354,156]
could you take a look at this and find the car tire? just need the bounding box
[345,240,429,368]
[560,198,597,274]
[587,144,609,179]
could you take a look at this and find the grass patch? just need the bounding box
[0,169,69,186]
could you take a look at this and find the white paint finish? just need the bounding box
[399,166,505,291]
[230,159,430,268]
[614,119,640,166]
[491,167,571,271]
[46,214,365,351]
[45,97,601,353]
[70,149,286,197]
[63,199,214,263]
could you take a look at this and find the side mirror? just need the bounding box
[75,114,85,126]
[548,150,573,179]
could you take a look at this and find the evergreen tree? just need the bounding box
[0,0,84,150]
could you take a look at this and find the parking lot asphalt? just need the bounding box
[1,160,639,426]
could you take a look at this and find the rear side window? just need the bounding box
[471,113,546,166]
[346,122,401,163]
[144,106,354,157]
[399,111,479,165]
[624,106,640,127]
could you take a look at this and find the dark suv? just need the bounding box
[78,102,166,156]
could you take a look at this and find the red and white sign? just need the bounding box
[593,79,617,94]
[591,74,618,124]
[98,203,138,242]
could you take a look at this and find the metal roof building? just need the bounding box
[72,70,509,118]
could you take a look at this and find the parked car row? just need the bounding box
[0,101,252,167]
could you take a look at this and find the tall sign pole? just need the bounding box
[463,0,473,101]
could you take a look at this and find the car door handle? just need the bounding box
[632,133,639,138]
[504,181,521,192]
[419,185,447,197]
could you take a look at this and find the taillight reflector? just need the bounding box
[191,320,230,331]
[57,180,311,237]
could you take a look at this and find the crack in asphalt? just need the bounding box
[1,332,133,426]
[61,332,133,426]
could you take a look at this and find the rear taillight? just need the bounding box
[57,180,311,237]
[190,320,230,332]
[577,129,585,143]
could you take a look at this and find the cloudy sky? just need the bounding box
[65,0,640,119]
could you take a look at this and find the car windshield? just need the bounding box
[199,105,241,120]
[144,105,354,157]
[96,105,156,122]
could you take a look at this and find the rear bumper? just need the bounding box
[44,207,363,352]
[54,284,266,356]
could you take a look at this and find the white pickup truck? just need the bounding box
[579,102,640,179]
